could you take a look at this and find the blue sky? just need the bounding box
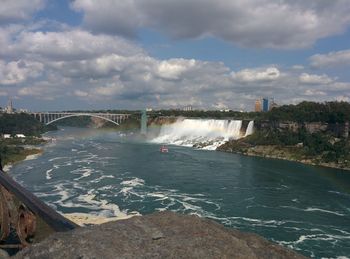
[0,0,350,111]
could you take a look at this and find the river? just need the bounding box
[9,127,350,258]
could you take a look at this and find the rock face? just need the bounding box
[15,211,306,259]
[148,116,179,126]
[255,120,349,138]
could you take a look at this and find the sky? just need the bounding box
[0,0,350,111]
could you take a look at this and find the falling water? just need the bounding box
[244,121,254,137]
[151,119,253,150]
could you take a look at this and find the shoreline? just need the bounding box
[2,148,43,172]
[217,144,350,172]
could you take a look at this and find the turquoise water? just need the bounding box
[9,127,350,258]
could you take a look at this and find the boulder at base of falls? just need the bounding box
[15,211,306,259]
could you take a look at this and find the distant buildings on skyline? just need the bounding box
[0,98,28,114]
[0,98,14,114]
[255,99,262,112]
[183,105,193,111]
[255,97,278,112]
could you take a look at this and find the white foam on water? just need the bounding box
[120,177,145,187]
[49,183,138,219]
[72,167,94,180]
[25,153,41,161]
[49,156,71,162]
[76,190,138,218]
[280,205,345,217]
[90,174,115,183]
[46,169,53,180]
[64,212,137,226]
[45,164,61,180]
[3,164,12,171]
[305,207,345,216]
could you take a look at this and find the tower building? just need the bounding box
[262,98,269,112]
[255,99,262,112]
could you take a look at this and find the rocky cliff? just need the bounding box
[255,120,349,138]
[14,211,306,259]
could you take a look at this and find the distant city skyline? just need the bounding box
[0,1,350,111]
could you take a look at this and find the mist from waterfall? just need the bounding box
[151,119,254,150]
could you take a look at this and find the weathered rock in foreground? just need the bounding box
[15,211,306,259]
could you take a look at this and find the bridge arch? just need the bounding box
[45,114,120,126]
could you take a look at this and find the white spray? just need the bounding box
[152,119,254,150]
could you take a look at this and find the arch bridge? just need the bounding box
[29,112,131,126]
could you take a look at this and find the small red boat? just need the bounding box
[160,145,169,153]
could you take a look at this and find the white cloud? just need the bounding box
[0,21,348,110]
[310,49,350,68]
[0,60,43,85]
[156,59,196,80]
[232,67,280,82]
[73,90,88,97]
[299,73,333,84]
[304,89,326,96]
[71,0,350,49]
[0,27,144,61]
[0,0,45,24]
[94,82,124,97]
[335,95,350,102]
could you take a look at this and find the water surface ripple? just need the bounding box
[10,127,350,258]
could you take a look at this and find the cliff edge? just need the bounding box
[15,211,306,259]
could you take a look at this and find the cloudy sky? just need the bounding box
[0,0,350,111]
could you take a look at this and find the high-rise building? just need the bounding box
[255,99,262,112]
[183,105,193,111]
[269,99,278,111]
[262,98,269,112]
[5,98,13,113]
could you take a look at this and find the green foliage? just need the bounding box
[245,129,300,146]
[149,110,257,120]
[52,116,92,127]
[0,143,41,168]
[0,113,54,136]
[260,101,350,123]
[244,128,350,164]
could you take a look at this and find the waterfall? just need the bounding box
[151,119,244,150]
[244,121,254,137]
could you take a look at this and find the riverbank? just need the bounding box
[1,137,46,171]
[217,140,350,171]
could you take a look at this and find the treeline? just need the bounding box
[0,113,55,136]
[245,129,350,162]
[150,101,350,123]
[258,101,350,123]
[149,110,256,120]
[220,101,350,166]
[51,116,92,127]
